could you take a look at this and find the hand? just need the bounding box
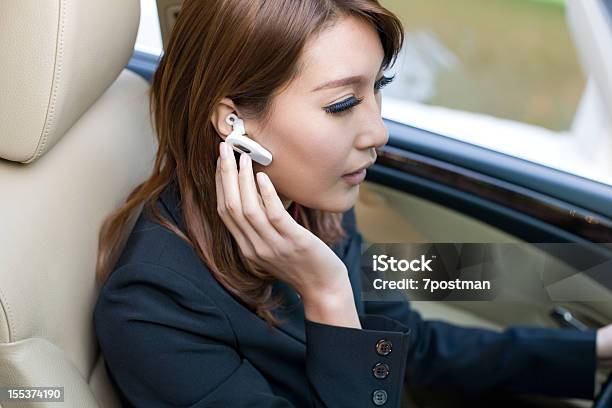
[214,142,352,307]
[597,324,612,368]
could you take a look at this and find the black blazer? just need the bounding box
[94,181,597,407]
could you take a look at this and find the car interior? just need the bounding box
[1,1,611,407]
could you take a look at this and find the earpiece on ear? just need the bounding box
[224,113,273,166]
[225,113,244,132]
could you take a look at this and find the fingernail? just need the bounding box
[219,142,226,158]
[257,172,271,188]
[239,153,247,167]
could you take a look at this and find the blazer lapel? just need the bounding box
[270,279,307,344]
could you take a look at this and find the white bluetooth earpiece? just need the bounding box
[224,113,273,166]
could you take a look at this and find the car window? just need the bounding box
[379,0,612,187]
[135,0,163,56]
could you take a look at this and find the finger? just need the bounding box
[238,153,285,246]
[256,171,302,239]
[219,142,272,257]
[216,155,256,257]
[219,142,249,222]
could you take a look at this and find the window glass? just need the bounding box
[379,0,612,186]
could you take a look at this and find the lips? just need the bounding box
[341,168,367,185]
[343,160,374,176]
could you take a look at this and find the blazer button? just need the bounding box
[372,389,388,405]
[375,339,392,356]
[372,362,390,379]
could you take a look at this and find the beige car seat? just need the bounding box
[0,0,157,406]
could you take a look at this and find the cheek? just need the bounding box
[255,114,353,204]
[291,124,350,179]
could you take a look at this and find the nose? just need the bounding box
[354,96,389,150]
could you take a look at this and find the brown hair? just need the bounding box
[96,0,404,326]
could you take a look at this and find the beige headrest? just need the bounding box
[0,0,141,163]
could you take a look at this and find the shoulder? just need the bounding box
[94,198,232,342]
[93,252,237,353]
[113,198,183,265]
[92,259,239,406]
[108,195,212,290]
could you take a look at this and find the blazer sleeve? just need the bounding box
[339,207,598,400]
[94,261,412,408]
[364,299,597,400]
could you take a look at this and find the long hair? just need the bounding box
[96,0,404,326]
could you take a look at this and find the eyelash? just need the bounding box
[323,74,396,115]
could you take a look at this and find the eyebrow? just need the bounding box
[311,75,367,92]
[311,60,386,92]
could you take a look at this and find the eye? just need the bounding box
[323,96,364,115]
[322,74,396,116]
[374,74,395,92]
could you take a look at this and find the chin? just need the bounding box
[306,187,359,213]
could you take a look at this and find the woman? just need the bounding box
[93,0,612,406]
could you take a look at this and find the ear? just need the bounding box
[210,97,240,141]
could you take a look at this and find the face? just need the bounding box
[234,15,389,213]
